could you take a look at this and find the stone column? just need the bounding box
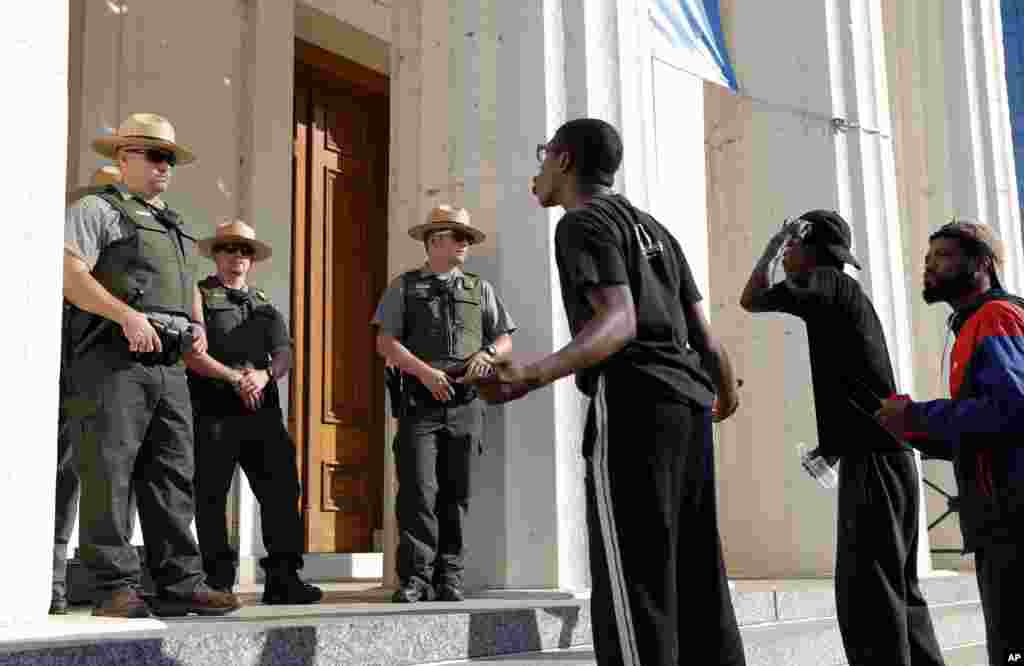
[388,0,608,591]
[0,0,67,619]
[944,0,1024,294]
[706,0,925,577]
[882,0,1024,568]
[235,0,297,583]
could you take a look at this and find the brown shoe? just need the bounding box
[92,588,153,619]
[150,583,241,617]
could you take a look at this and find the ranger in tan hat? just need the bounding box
[66,166,121,205]
[372,204,515,603]
[62,113,240,618]
[52,163,126,615]
[184,220,321,604]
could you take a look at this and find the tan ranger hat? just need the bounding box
[407,205,486,244]
[67,165,122,204]
[198,220,272,262]
[92,113,196,165]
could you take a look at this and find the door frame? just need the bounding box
[291,39,390,551]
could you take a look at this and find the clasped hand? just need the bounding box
[459,360,536,405]
[234,367,270,411]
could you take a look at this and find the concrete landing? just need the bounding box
[0,574,987,666]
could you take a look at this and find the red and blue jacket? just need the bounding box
[907,289,1024,551]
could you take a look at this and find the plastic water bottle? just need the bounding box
[797,443,838,489]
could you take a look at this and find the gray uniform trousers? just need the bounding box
[70,335,204,599]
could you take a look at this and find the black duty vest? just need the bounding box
[89,185,198,318]
[191,276,282,414]
[402,269,484,371]
[198,276,274,365]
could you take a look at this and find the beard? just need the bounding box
[922,268,978,304]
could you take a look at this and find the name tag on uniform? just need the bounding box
[135,210,153,217]
[205,292,230,306]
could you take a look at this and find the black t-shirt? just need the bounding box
[757,267,905,456]
[554,193,715,406]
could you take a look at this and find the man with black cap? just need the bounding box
[741,210,945,666]
[877,221,1024,665]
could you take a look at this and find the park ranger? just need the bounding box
[372,205,516,603]
[63,113,240,618]
[186,220,322,605]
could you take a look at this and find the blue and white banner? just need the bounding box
[648,0,738,90]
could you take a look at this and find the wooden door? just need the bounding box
[292,43,389,553]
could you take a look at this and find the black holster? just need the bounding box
[132,320,195,366]
[386,367,404,418]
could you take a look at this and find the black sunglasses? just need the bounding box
[125,147,177,167]
[213,243,255,257]
[431,230,475,244]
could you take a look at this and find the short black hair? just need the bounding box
[552,118,623,187]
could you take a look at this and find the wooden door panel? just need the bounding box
[292,54,388,554]
[322,165,374,427]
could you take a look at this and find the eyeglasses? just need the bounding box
[213,243,255,257]
[431,230,474,244]
[124,147,177,167]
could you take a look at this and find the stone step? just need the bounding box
[0,575,984,665]
[941,643,990,666]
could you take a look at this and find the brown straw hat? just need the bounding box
[407,205,486,244]
[92,113,196,165]
[197,220,272,261]
[67,166,122,204]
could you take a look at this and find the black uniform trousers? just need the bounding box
[974,542,1022,665]
[53,394,79,600]
[394,399,483,587]
[585,377,746,666]
[70,338,204,599]
[193,407,304,589]
[835,450,945,666]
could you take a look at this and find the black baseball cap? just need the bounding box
[797,209,862,270]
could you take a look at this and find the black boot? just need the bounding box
[260,556,323,605]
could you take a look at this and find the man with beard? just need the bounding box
[876,221,1024,666]
[470,118,746,666]
[740,210,945,666]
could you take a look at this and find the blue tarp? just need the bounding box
[648,0,737,90]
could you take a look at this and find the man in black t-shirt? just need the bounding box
[469,119,746,666]
[740,210,944,666]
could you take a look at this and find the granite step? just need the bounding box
[0,574,984,666]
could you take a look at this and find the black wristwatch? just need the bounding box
[482,343,497,358]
